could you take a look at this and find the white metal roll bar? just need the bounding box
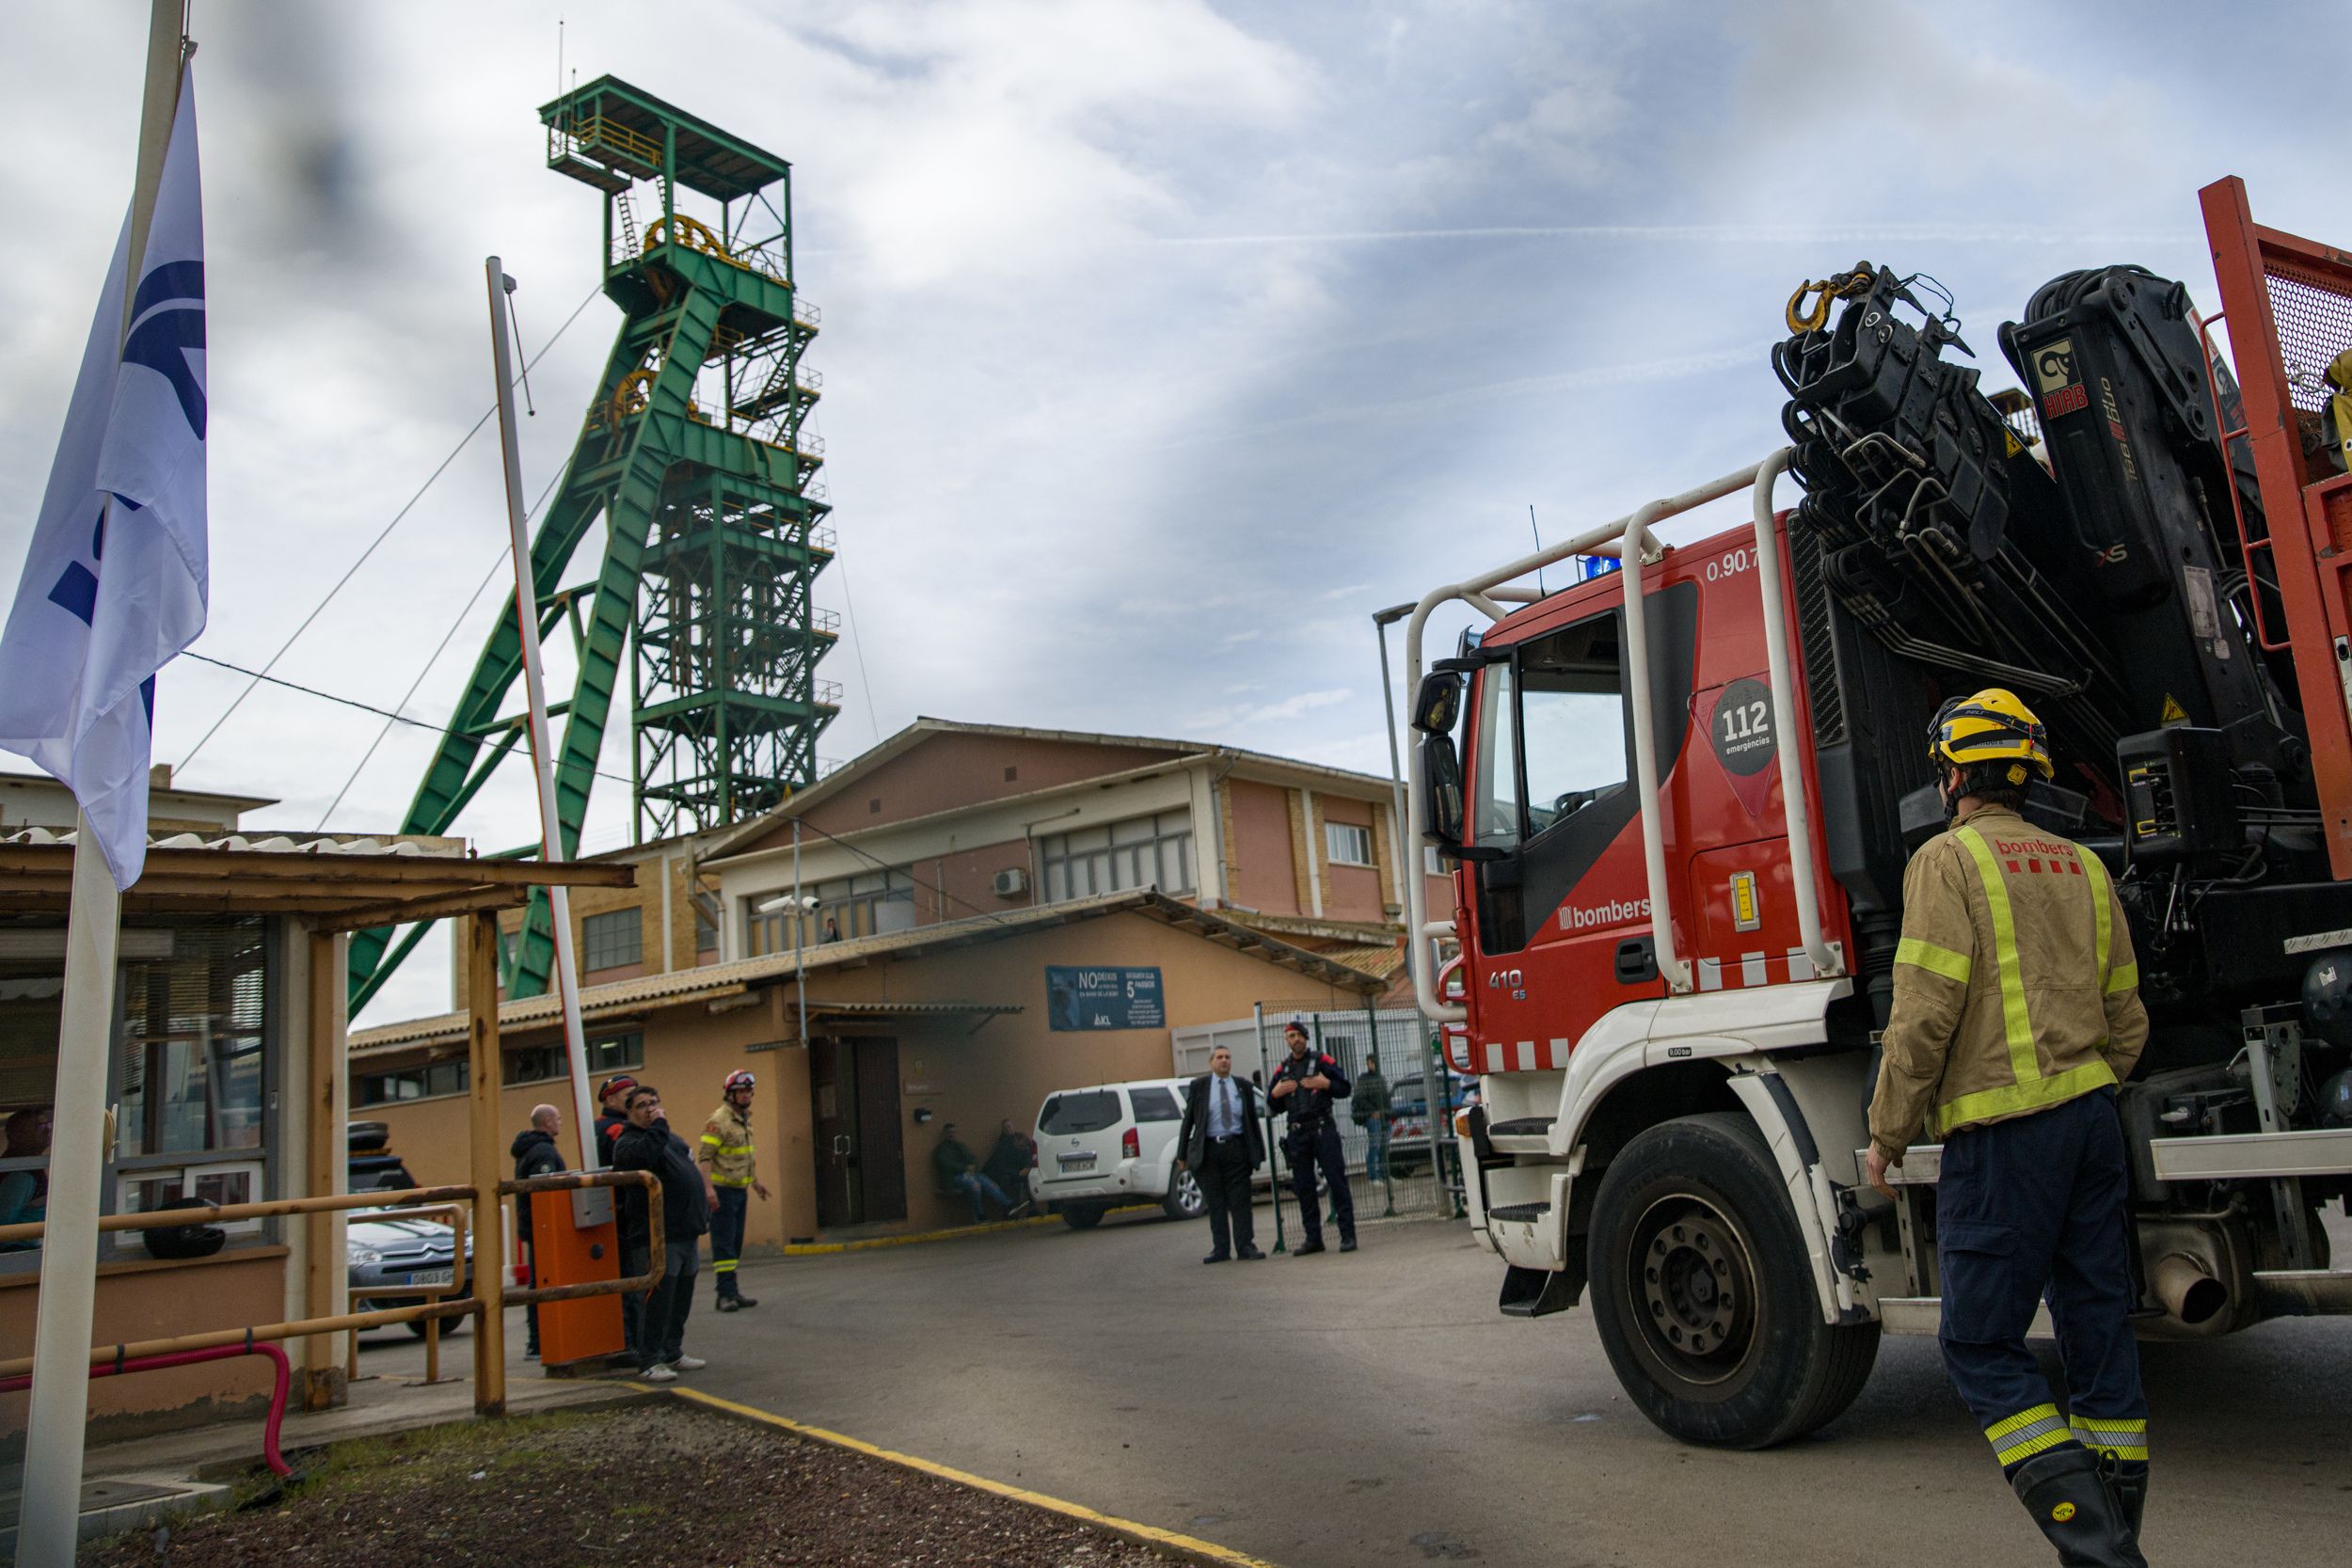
[1403,447,1841,1022]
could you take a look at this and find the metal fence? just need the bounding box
[1171,1002,1470,1228]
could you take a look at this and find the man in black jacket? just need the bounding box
[1176,1046,1264,1264]
[1269,1021,1356,1255]
[612,1086,716,1382]
[594,1074,638,1165]
[509,1104,566,1358]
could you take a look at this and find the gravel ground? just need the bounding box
[82,1403,1186,1568]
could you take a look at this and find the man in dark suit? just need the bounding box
[1177,1045,1264,1263]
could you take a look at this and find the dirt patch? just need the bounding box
[84,1402,1186,1567]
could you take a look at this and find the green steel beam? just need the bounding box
[350,84,834,1011]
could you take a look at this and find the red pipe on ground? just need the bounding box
[0,1341,294,1478]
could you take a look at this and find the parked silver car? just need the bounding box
[347,1211,472,1337]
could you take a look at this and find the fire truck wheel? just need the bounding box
[1587,1112,1878,1449]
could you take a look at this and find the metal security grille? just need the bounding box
[2261,261,2352,413]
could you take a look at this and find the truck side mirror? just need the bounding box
[1411,671,1464,735]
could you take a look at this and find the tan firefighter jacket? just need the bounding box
[699,1100,757,1188]
[1867,805,2150,1162]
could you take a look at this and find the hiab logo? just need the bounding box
[1561,895,1651,930]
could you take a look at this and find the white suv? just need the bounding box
[1030,1077,1206,1230]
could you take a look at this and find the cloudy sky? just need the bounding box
[1,0,2337,1023]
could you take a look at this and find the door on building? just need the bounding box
[807,1037,906,1227]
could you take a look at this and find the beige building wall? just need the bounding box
[360,910,1371,1254]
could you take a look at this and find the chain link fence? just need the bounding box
[1171,1002,1471,1229]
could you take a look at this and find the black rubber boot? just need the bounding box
[2010,1448,2149,1568]
[2108,1463,2147,1558]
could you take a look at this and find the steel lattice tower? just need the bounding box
[347,78,835,1010]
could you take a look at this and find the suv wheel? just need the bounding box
[1162,1165,1206,1221]
[1060,1203,1106,1230]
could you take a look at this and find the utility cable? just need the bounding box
[180,277,603,769]
[830,546,882,745]
[310,459,573,830]
[183,649,1017,928]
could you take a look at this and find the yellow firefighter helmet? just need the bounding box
[1929,688,2055,784]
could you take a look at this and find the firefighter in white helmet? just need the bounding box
[1867,689,2152,1567]
[699,1069,770,1310]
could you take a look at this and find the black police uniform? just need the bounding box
[1272,1048,1354,1251]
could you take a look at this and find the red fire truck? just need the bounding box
[1403,178,2352,1449]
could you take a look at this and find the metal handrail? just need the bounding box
[1404,449,1837,1020]
[0,1170,666,1379]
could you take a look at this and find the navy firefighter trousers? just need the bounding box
[1935,1086,2149,1474]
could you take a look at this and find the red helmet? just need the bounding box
[724,1070,755,1092]
[597,1075,638,1101]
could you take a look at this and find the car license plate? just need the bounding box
[1057,1153,1097,1172]
[405,1268,453,1288]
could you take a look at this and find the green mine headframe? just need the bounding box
[347,77,836,1012]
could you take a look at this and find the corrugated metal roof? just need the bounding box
[350,888,1379,1054]
[0,826,468,857]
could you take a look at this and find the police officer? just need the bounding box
[698,1069,770,1311]
[1269,1021,1356,1254]
[1866,689,2151,1567]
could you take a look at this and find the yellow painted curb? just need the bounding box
[780,1203,1156,1256]
[656,1383,1284,1568]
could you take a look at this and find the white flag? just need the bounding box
[0,71,207,891]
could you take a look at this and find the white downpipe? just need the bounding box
[485,256,597,1169]
[1750,448,1840,977]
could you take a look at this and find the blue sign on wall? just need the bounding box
[1046,966,1166,1031]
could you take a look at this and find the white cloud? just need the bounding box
[1,0,2333,1031]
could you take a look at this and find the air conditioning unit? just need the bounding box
[993,866,1030,898]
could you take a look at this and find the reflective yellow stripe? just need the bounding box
[2106,962,2138,995]
[1985,1402,2063,1441]
[712,1175,754,1187]
[714,1144,753,1155]
[700,1133,723,1146]
[1896,936,1972,984]
[713,1259,738,1273]
[1955,826,2040,1089]
[2071,1417,2148,1461]
[2082,845,2114,982]
[1986,1402,2070,1466]
[1934,1059,2118,1133]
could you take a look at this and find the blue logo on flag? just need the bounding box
[120,260,205,438]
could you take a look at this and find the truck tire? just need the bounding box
[1586,1112,1878,1449]
[1060,1203,1106,1230]
[1162,1166,1206,1221]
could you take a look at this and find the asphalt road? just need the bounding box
[373,1209,2351,1566]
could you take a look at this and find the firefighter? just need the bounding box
[698,1069,770,1310]
[1865,689,2152,1567]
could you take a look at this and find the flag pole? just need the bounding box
[17,6,185,1562]
[484,256,597,1170]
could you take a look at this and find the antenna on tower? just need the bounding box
[1530,504,1547,594]
[556,18,564,100]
